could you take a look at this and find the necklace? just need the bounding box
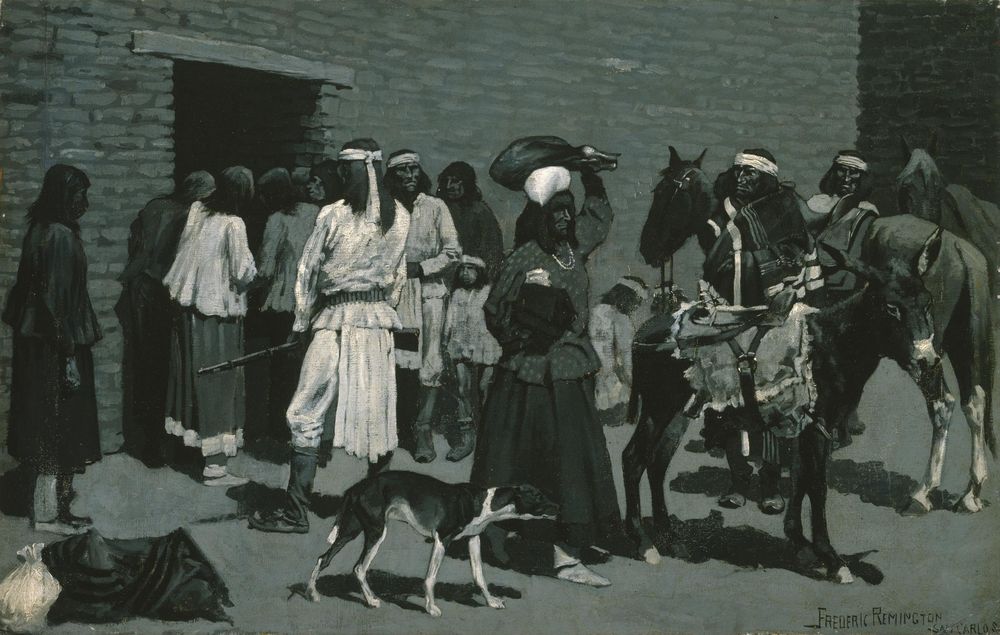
[551,246,575,270]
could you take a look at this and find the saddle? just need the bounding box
[673,284,801,432]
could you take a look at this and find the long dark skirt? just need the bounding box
[116,276,174,466]
[8,337,101,474]
[165,309,245,457]
[471,368,621,547]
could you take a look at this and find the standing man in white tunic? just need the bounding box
[385,150,462,463]
[250,138,409,534]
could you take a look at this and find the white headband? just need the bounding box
[834,154,868,172]
[734,152,778,177]
[618,277,648,298]
[386,152,421,169]
[459,255,486,268]
[524,166,572,205]
[338,148,383,222]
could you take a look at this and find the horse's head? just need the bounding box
[639,146,713,267]
[820,228,943,375]
[897,133,945,223]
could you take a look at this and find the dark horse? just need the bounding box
[895,137,1000,514]
[625,147,990,581]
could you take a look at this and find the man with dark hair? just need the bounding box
[436,161,504,281]
[250,139,409,534]
[385,150,461,463]
[589,276,648,426]
[255,168,320,444]
[804,150,879,295]
[698,149,813,514]
[115,171,215,467]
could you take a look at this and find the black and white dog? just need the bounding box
[306,471,558,617]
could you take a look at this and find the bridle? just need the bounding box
[658,166,699,289]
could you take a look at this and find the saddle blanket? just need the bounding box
[673,302,818,438]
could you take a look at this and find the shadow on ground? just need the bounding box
[642,511,884,585]
[190,482,343,525]
[289,570,522,613]
[667,459,964,513]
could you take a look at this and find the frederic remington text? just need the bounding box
[808,607,944,630]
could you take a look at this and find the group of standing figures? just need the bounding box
[4,131,998,591]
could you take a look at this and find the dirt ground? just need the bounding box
[1,360,998,634]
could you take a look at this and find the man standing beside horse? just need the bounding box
[697,148,813,514]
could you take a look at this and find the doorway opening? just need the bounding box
[172,60,323,187]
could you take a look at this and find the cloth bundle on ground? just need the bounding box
[672,301,818,438]
[489,136,619,190]
[0,544,61,633]
[39,528,232,625]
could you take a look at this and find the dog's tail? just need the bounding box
[327,490,362,544]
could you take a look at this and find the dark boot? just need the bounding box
[249,449,316,533]
[367,451,393,479]
[718,430,752,509]
[56,474,92,529]
[446,420,476,462]
[412,424,436,463]
[759,461,785,515]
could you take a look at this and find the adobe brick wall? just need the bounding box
[857,0,1000,212]
[0,0,862,446]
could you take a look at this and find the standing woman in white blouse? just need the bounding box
[163,166,257,486]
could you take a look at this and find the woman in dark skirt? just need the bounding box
[471,166,621,587]
[2,164,102,535]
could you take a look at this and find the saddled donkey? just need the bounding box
[625,148,994,579]
[895,137,1000,514]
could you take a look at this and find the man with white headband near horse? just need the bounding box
[805,150,879,296]
[694,148,814,514]
[250,138,410,534]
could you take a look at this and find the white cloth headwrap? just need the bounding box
[386,152,421,169]
[338,148,383,222]
[734,152,778,177]
[524,166,572,206]
[834,154,868,172]
[460,254,486,268]
[618,277,648,298]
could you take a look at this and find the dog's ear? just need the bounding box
[489,487,517,512]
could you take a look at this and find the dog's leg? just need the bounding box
[468,535,504,609]
[424,533,446,617]
[355,526,387,608]
[306,510,365,602]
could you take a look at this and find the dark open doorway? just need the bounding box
[172,60,322,187]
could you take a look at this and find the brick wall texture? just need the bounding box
[0,0,862,446]
[857,0,1000,213]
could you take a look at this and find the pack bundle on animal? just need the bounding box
[622,146,996,583]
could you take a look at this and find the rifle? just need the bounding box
[196,328,421,376]
[197,342,301,376]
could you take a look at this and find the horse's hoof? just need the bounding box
[833,566,855,584]
[954,494,983,514]
[643,546,662,565]
[900,498,931,516]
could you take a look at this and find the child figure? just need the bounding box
[444,255,502,461]
[589,275,647,426]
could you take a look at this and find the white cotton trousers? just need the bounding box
[286,326,398,461]
[394,278,446,387]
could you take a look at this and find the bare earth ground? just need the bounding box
[1,360,999,635]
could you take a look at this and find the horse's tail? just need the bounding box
[956,239,999,458]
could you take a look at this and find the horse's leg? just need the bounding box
[622,395,660,546]
[956,373,988,513]
[799,422,853,583]
[905,364,957,515]
[648,412,690,541]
